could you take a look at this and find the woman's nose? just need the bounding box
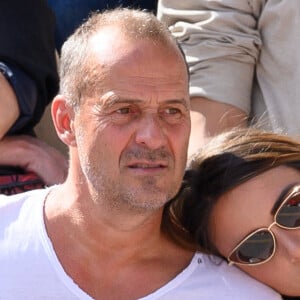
[274,227,300,263]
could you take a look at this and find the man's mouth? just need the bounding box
[128,161,168,169]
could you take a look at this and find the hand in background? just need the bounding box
[0,135,68,185]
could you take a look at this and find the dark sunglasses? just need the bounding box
[227,184,300,266]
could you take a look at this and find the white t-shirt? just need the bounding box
[0,189,281,299]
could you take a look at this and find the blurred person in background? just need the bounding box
[0,0,67,195]
[157,1,300,156]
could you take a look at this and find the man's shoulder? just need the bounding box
[0,188,48,225]
[0,188,46,206]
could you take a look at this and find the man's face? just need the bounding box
[73,28,190,212]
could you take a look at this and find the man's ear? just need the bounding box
[51,95,76,147]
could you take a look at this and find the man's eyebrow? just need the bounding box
[101,97,188,108]
[100,97,143,108]
[163,99,189,108]
[271,182,299,215]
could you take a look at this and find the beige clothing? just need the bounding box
[158,0,300,136]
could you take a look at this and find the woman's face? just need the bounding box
[210,165,300,296]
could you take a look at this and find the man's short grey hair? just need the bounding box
[59,8,181,108]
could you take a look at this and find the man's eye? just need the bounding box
[163,107,183,117]
[160,107,185,124]
[165,108,181,115]
[116,107,131,114]
[110,106,139,125]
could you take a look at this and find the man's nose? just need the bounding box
[274,227,300,263]
[135,113,167,150]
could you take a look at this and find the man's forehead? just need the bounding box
[84,26,188,102]
[88,26,180,66]
[88,26,130,59]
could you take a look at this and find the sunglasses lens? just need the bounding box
[229,230,274,265]
[276,193,300,228]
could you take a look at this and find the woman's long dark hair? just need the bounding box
[163,128,300,255]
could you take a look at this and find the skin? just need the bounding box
[210,166,300,296]
[188,96,247,157]
[46,26,192,299]
[0,135,67,184]
[73,28,191,213]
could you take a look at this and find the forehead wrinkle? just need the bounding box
[97,72,188,100]
[109,72,188,94]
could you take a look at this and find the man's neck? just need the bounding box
[44,185,194,300]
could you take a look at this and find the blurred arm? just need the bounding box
[188,96,247,157]
[0,135,68,185]
[0,73,20,139]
